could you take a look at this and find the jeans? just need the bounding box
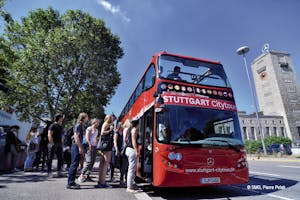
[82,146,97,176]
[47,143,63,173]
[10,144,18,170]
[24,152,36,170]
[67,144,80,186]
[125,147,137,189]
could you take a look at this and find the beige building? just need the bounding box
[238,111,286,141]
[251,50,300,143]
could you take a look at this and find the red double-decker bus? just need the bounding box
[118,52,249,187]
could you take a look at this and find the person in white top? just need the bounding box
[78,118,100,182]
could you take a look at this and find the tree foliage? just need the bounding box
[0,7,124,122]
[245,136,292,154]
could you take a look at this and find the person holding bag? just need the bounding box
[96,114,114,188]
[24,126,39,172]
[78,118,100,183]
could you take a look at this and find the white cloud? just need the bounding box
[97,0,131,23]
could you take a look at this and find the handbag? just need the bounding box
[97,131,113,151]
[120,145,127,156]
[29,141,36,151]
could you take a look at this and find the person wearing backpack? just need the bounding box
[66,112,89,189]
[63,126,74,171]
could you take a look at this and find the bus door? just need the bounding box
[137,107,154,180]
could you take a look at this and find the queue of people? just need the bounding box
[4,112,141,193]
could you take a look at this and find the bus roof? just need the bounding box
[155,51,221,65]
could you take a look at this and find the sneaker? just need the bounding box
[126,188,141,193]
[57,171,64,177]
[78,175,86,183]
[102,183,112,188]
[11,168,20,173]
[24,168,33,172]
[86,176,94,182]
[119,181,126,187]
[95,182,104,188]
[95,182,112,188]
[47,172,54,178]
[66,183,80,189]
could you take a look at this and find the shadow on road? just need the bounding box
[0,172,50,184]
[140,175,298,199]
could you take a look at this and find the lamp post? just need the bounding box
[236,46,267,155]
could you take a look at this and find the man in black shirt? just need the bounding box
[47,114,64,177]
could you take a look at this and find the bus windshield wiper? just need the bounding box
[204,138,241,152]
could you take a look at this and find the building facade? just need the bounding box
[238,111,286,141]
[251,50,300,143]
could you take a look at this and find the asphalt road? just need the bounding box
[0,158,299,200]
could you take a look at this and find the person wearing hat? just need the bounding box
[5,125,21,173]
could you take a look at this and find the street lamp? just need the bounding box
[236,46,267,155]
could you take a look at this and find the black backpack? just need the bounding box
[64,126,74,147]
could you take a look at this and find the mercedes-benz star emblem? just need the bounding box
[207,157,215,166]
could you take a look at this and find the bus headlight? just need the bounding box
[168,152,176,160]
[175,153,182,161]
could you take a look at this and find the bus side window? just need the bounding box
[144,64,155,90]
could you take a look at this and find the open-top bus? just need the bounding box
[118,52,249,187]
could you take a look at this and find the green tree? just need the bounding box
[264,136,292,147]
[0,0,12,24]
[0,7,123,123]
[245,139,262,154]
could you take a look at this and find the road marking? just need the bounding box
[250,171,281,177]
[134,191,152,200]
[277,165,300,169]
[267,194,295,200]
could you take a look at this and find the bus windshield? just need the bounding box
[158,54,230,87]
[156,105,243,145]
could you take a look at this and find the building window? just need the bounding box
[273,127,277,136]
[242,127,247,140]
[265,127,270,137]
[251,127,255,140]
[298,127,300,137]
[281,127,285,137]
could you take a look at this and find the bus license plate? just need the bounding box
[200,177,220,184]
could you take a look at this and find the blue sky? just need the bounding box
[3,0,300,117]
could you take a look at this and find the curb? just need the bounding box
[247,156,300,162]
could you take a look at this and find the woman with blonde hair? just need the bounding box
[24,126,39,172]
[96,114,114,188]
[78,118,100,183]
